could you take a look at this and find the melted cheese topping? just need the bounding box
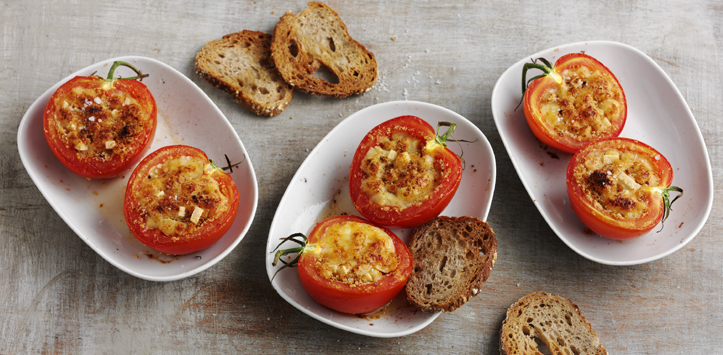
[50,84,150,161]
[538,66,624,141]
[134,156,230,237]
[312,221,399,285]
[360,132,441,208]
[573,148,661,220]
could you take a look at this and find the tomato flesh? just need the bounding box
[523,53,626,153]
[566,138,673,239]
[349,115,463,228]
[124,145,239,254]
[297,215,412,314]
[43,75,157,179]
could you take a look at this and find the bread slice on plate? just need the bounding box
[500,292,608,355]
[195,30,294,116]
[405,216,498,312]
[271,1,378,98]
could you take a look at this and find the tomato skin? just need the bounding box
[297,215,413,314]
[43,75,157,179]
[123,145,239,255]
[566,138,673,240]
[523,53,626,153]
[349,115,463,228]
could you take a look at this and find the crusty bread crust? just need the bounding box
[270,2,377,98]
[500,292,608,355]
[195,30,294,116]
[405,216,497,312]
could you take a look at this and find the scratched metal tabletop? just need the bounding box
[1,0,721,353]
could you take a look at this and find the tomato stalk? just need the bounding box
[271,233,314,280]
[516,57,563,110]
[103,61,150,82]
[658,185,684,231]
[434,121,475,169]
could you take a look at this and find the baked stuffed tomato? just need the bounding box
[43,61,157,179]
[272,215,413,314]
[124,145,240,255]
[566,138,683,240]
[520,53,626,153]
[349,115,463,228]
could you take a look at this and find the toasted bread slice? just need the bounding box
[500,292,608,355]
[404,216,497,312]
[271,2,378,98]
[195,30,294,116]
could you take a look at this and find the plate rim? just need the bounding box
[16,55,260,281]
[491,40,713,265]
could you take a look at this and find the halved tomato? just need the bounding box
[521,53,626,153]
[566,138,683,239]
[349,115,463,228]
[272,215,413,314]
[43,61,157,179]
[124,145,240,255]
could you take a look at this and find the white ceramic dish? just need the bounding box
[17,56,259,281]
[266,101,496,337]
[491,41,713,265]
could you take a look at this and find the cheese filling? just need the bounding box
[50,85,150,161]
[312,221,399,285]
[538,66,624,141]
[573,147,661,220]
[360,132,442,209]
[135,155,230,237]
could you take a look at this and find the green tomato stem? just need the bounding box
[271,233,309,280]
[658,185,684,232]
[106,61,149,81]
[515,57,563,110]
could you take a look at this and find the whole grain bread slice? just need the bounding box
[405,216,497,312]
[270,2,378,98]
[500,292,608,355]
[195,30,294,116]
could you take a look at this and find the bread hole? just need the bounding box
[250,84,258,92]
[353,70,359,77]
[565,313,572,326]
[289,40,299,57]
[237,80,244,88]
[214,60,221,65]
[312,63,339,84]
[526,317,533,323]
[557,337,566,346]
[533,336,552,355]
[570,345,581,355]
[438,256,448,272]
[522,325,530,335]
[327,37,336,52]
[425,284,433,295]
[218,53,225,59]
[252,68,261,79]
[259,87,269,95]
[242,41,251,48]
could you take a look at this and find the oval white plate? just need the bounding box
[17,56,259,281]
[266,101,496,337]
[491,41,713,265]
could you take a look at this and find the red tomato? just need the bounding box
[272,215,413,314]
[566,138,683,239]
[43,61,157,179]
[521,53,626,153]
[124,145,240,255]
[349,115,463,228]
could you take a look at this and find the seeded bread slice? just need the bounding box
[195,30,294,116]
[500,292,608,355]
[270,2,378,98]
[405,216,497,312]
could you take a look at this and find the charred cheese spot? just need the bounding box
[360,132,442,208]
[50,85,150,162]
[311,221,398,285]
[574,147,661,220]
[133,155,230,237]
[539,66,623,141]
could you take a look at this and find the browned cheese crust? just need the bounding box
[404,216,497,312]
